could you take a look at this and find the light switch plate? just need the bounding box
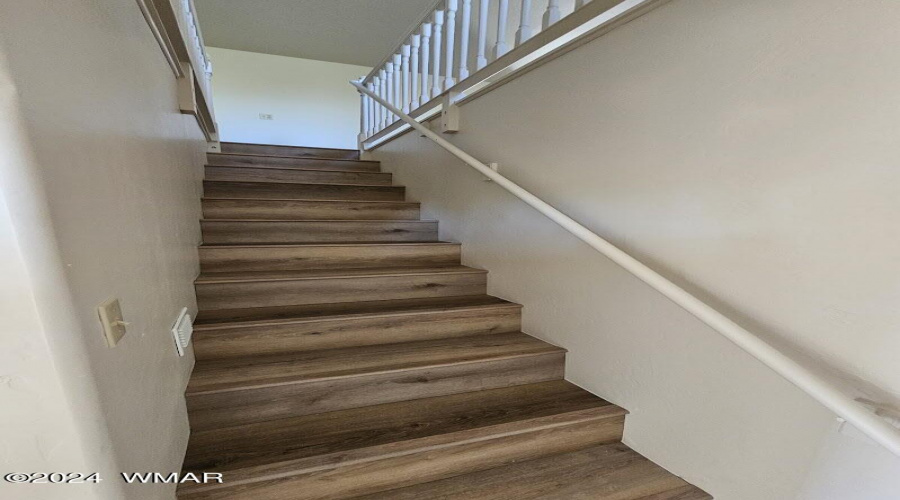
[98,298,127,347]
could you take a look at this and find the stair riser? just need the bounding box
[201,200,419,222]
[186,352,565,431]
[198,244,459,272]
[219,143,360,160]
[195,272,487,310]
[205,166,391,185]
[201,221,438,244]
[208,153,379,172]
[203,181,405,201]
[178,415,622,500]
[192,306,522,359]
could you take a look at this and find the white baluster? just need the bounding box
[394,54,403,115]
[515,0,533,46]
[421,23,432,104]
[432,10,445,98]
[543,0,561,29]
[410,35,421,109]
[384,63,394,124]
[401,45,411,112]
[444,0,458,90]
[475,0,489,70]
[493,0,510,58]
[378,69,387,130]
[374,74,383,130]
[393,53,403,117]
[366,82,376,135]
[458,0,472,80]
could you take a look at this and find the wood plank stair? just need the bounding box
[179,144,711,499]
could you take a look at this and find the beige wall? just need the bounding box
[208,48,370,149]
[0,0,207,498]
[371,0,900,497]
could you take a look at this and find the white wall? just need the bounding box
[799,423,900,500]
[207,48,369,149]
[370,0,900,498]
[0,0,207,498]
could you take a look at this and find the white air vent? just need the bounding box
[171,307,193,356]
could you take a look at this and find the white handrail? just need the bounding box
[351,79,900,458]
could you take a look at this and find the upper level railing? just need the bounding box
[351,0,900,459]
[136,0,217,141]
[180,0,214,103]
[357,0,666,148]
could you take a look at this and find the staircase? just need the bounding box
[178,142,711,499]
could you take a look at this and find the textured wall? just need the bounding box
[0,0,207,498]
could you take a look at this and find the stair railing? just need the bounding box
[350,79,900,458]
[356,0,670,149]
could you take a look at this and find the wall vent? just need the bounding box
[171,307,193,356]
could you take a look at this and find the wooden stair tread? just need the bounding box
[207,153,379,173]
[182,142,707,498]
[185,332,563,395]
[210,152,376,165]
[201,197,416,204]
[199,240,449,248]
[205,163,380,174]
[183,380,620,472]
[219,142,361,161]
[197,241,460,248]
[194,295,518,328]
[204,179,393,189]
[195,265,484,284]
[204,166,391,186]
[203,181,405,202]
[200,218,436,222]
[354,443,712,500]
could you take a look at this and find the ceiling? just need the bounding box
[193,0,439,68]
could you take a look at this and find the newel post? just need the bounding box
[365,82,376,136]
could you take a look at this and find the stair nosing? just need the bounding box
[221,141,359,151]
[201,197,418,205]
[210,152,378,164]
[198,242,459,249]
[203,179,403,189]
[200,219,437,223]
[193,300,521,330]
[178,404,623,495]
[194,266,486,284]
[185,348,565,397]
[206,164,387,175]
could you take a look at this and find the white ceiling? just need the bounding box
[193,0,439,68]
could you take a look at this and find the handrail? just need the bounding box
[351,79,900,458]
